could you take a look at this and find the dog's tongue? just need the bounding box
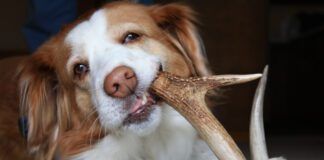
[129,93,154,114]
[130,98,144,114]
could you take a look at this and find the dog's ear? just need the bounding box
[149,3,211,76]
[17,50,58,153]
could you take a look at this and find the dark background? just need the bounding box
[1,0,324,159]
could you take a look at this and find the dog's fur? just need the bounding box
[0,2,217,160]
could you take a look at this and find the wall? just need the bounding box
[0,0,28,52]
[185,0,267,139]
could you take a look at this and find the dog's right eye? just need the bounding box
[122,32,140,44]
[74,64,89,77]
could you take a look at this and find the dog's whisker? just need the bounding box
[79,109,98,127]
[89,117,100,147]
[85,109,98,120]
[98,123,103,145]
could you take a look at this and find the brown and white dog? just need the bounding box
[0,2,218,160]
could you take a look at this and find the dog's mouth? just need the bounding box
[123,92,160,125]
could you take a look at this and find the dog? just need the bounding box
[0,2,219,159]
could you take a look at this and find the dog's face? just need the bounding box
[66,8,164,136]
[18,2,211,158]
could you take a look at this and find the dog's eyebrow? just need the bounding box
[111,23,147,36]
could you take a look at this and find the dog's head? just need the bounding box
[18,2,211,157]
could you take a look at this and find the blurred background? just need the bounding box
[1,0,323,159]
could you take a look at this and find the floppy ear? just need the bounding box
[149,3,212,76]
[18,52,58,153]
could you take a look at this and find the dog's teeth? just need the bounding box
[142,94,147,105]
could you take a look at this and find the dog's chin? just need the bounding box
[98,91,163,136]
[121,92,162,136]
[123,106,162,136]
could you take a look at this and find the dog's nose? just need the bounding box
[104,66,137,98]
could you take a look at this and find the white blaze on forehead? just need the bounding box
[65,9,108,58]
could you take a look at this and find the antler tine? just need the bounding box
[151,71,263,160]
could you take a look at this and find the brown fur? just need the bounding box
[0,57,33,160]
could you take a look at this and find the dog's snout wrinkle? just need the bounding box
[104,66,137,98]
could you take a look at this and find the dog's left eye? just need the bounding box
[74,64,89,77]
[122,32,140,44]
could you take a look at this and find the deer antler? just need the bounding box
[150,72,262,160]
